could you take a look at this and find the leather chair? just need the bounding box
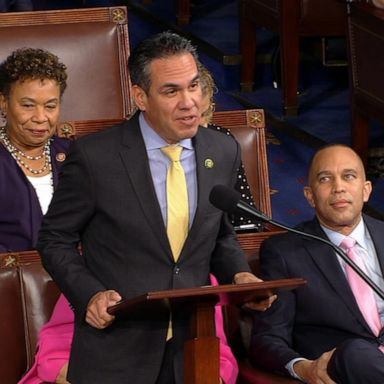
[0,6,134,122]
[212,109,272,217]
[239,0,348,115]
[0,251,60,383]
[347,2,384,168]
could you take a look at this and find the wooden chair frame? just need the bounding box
[347,2,384,167]
[0,6,133,121]
[239,0,347,115]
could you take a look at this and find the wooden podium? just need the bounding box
[108,278,306,384]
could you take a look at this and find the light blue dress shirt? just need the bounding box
[139,113,198,228]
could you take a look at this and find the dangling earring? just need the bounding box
[0,110,6,128]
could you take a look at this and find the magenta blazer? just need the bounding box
[19,275,238,384]
[18,294,73,384]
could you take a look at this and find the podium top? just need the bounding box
[108,278,306,316]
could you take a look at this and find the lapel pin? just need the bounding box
[204,158,214,169]
[56,153,66,162]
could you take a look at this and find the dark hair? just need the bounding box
[128,31,198,93]
[0,48,67,98]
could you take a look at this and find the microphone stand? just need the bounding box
[238,202,384,301]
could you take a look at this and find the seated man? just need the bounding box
[250,144,384,384]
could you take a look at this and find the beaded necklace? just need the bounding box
[0,127,52,175]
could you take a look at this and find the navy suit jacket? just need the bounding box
[0,0,32,11]
[0,136,70,252]
[38,113,251,383]
[250,215,384,375]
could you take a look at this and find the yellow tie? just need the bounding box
[161,145,189,340]
[161,145,189,261]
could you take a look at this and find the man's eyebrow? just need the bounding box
[316,170,332,177]
[160,74,200,90]
[315,168,358,178]
[160,82,179,89]
[342,168,358,174]
[20,97,59,103]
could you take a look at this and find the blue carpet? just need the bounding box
[126,0,384,226]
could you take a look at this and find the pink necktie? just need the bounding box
[340,237,383,340]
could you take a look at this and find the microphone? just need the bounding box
[209,184,384,300]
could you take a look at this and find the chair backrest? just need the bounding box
[0,6,133,121]
[0,251,60,382]
[0,259,25,383]
[347,2,384,166]
[247,0,347,33]
[212,109,271,217]
[299,0,347,33]
[239,0,347,114]
[348,3,384,112]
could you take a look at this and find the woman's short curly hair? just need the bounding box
[0,47,67,98]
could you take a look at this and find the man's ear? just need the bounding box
[303,186,315,208]
[363,180,372,203]
[131,85,147,111]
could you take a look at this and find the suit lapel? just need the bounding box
[192,132,213,227]
[182,129,219,251]
[118,116,170,256]
[303,219,372,332]
[364,214,384,277]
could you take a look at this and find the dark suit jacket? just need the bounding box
[250,215,384,376]
[0,0,32,11]
[0,136,70,252]
[38,113,251,384]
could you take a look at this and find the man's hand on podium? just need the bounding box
[233,272,277,311]
[86,290,122,329]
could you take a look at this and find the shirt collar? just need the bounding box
[321,216,367,249]
[139,112,193,151]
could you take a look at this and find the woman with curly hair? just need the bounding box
[0,47,70,252]
[0,48,71,384]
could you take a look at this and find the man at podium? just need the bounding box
[37,31,274,384]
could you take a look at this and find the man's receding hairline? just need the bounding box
[308,145,366,182]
